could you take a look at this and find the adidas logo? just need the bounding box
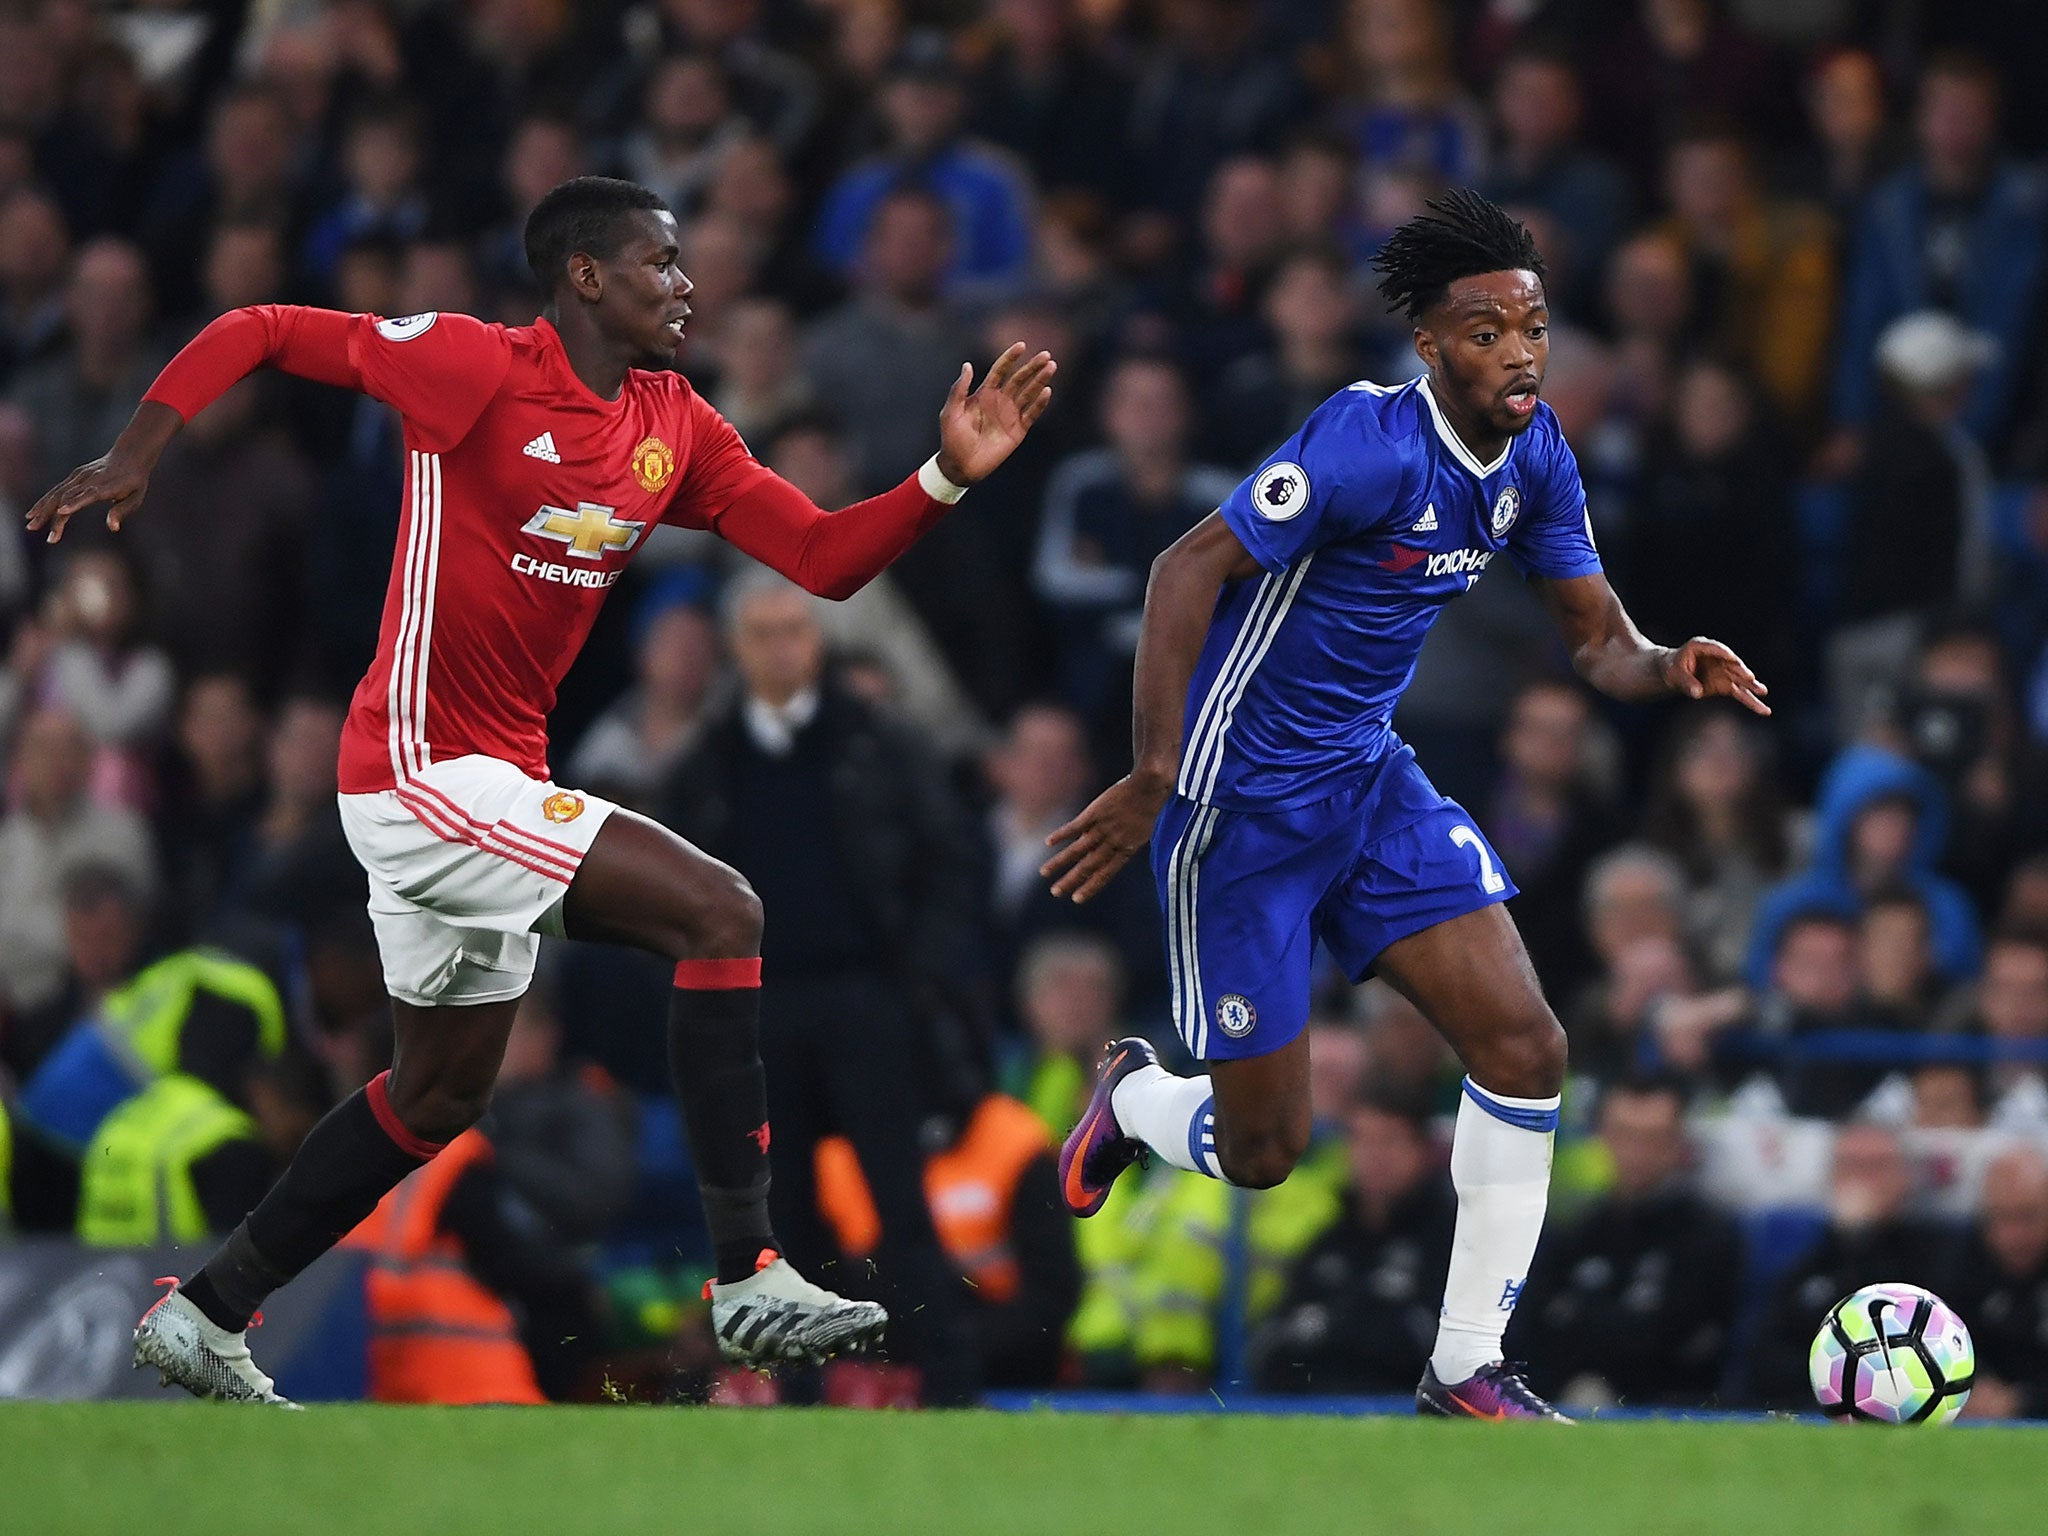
[1411,503,1439,533]
[522,432,561,464]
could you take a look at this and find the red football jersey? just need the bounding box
[327,311,775,792]
[143,302,958,795]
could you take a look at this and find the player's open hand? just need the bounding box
[934,342,1055,486]
[25,402,182,544]
[1665,637,1770,716]
[1041,771,1171,904]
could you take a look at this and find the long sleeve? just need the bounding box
[145,305,361,422]
[711,471,956,601]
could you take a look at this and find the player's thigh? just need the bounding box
[1151,793,1351,1066]
[561,807,761,958]
[1207,1031,1314,1178]
[1371,903,1564,1098]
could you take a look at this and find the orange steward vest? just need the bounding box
[342,1129,545,1405]
[816,1094,1051,1303]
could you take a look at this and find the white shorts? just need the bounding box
[338,755,619,1007]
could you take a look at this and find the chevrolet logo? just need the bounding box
[521,501,645,560]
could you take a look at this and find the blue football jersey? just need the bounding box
[1179,377,1602,811]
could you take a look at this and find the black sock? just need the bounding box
[184,1072,437,1331]
[669,962,778,1284]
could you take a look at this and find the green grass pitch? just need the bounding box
[3,1403,2042,1536]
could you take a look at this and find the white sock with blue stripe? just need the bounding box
[1110,1065,1221,1178]
[1429,1076,1559,1385]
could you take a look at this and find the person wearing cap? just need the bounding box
[812,30,1036,296]
[1825,306,1997,738]
[1831,51,2047,457]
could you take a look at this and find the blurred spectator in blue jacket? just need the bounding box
[813,32,1035,298]
[1830,52,2048,460]
[1747,743,1982,991]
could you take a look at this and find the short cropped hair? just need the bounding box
[523,175,670,293]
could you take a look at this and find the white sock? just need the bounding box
[1429,1076,1558,1385]
[1110,1064,1221,1178]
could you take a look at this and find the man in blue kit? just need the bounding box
[1042,191,1769,1421]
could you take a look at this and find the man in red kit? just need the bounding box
[27,176,1055,1405]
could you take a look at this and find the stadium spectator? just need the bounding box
[121,373,316,700]
[1122,0,1302,220]
[1249,1079,1456,1394]
[1656,126,1835,425]
[1831,51,2048,458]
[1951,929,2048,1132]
[1337,0,1487,186]
[1616,358,1797,691]
[1585,0,1781,189]
[1099,1021,1364,1391]
[1478,45,1629,316]
[1032,355,1236,728]
[9,237,166,497]
[1565,844,1745,1091]
[140,84,298,324]
[565,582,718,811]
[301,99,432,291]
[0,706,156,1014]
[152,674,266,942]
[815,1082,1080,1389]
[1205,247,1366,470]
[702,296,811,443]
[0,187,70,386]
[657,575,987,1403]
[233,694,361,936]
[1638,705,1793,984]
[615,54,750,222]
[753,411,984,756]
[1747,743,1982,991]
[1855,888,1943,1033]
[485,984,638,1248]
[624,0,817,159]
[0,862,144,1082]
[802,184,976,495]
[1782,48,1899,228]
[1521,1074,1742,1408]
[1944,1145,2048,1419]
[1744,1121,1951,1410]
[3,548,175,807]
[1734,909,1894,1117]
[813,32,1035,297]
[965,0,1130,201]
[1485,679,1615,998]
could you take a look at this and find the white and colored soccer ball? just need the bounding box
[1809,1282,1974,1424]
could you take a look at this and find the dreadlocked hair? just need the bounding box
[1371,188,1546,321]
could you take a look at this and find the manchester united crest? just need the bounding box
[541,790,586,824]
[631,436,675,494]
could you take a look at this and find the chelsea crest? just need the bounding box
[1489,485,1521,538]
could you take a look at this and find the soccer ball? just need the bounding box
[1809,1282,1974,1424]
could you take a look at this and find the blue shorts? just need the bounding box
[1150,746,1517,1062]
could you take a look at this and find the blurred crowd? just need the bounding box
[3,0,2048,1413]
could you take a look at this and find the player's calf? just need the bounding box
[1212,1117,1311,1190]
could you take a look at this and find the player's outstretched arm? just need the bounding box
[1534,571,1770,716]
[713,344,1054,600]
[1042,513,1265,903]
[27,305,361,544]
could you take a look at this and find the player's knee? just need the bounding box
[385,1072,493,1145]
[692,871,763,958]
[1215,1124,1309,1190]
[1473,1009,1567,1100]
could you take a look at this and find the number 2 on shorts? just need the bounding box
[1449,824,1507,894]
